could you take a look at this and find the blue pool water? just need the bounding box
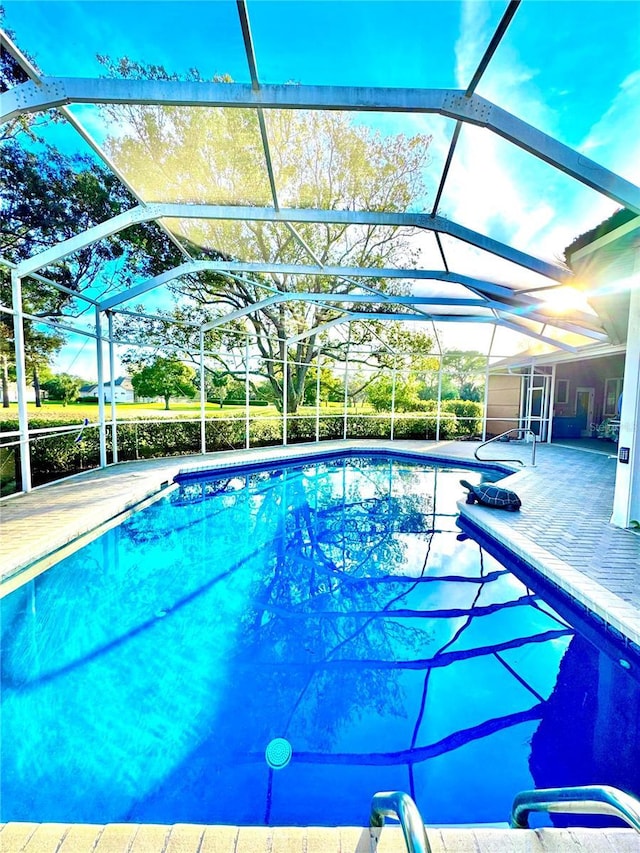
[1,453,639,827]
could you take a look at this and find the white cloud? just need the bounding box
[439,1,636,269]
[445,2,561,257]
[524,68,640,261]
[455,1,494,89]
[579,69,640,183]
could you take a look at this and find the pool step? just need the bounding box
[1,824,639,853]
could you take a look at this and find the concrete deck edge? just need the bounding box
[458,489,640,649]
[1,823,638,853]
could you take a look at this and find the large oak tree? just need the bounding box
[100,59,435,411]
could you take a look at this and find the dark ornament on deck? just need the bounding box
[460,479,522,512]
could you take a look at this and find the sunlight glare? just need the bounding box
[537,286,594,315]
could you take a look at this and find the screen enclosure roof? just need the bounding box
[2,0,639,359]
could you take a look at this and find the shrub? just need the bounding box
[249,419,283,447]
[392,414,459,440]
[22,419,102,486]
[409,399,434,413]
[286,416,316,443]
[345,416,391,439]
[319,416,343,440]
[2,401,480,491]
[441,400,483,436]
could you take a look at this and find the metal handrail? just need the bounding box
[510,785,640,832]
[370,791,432,853]
[475,427,537,466]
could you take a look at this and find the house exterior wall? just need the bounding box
[553,354,625,424]
[103,386,135,403]
[4,382,37,404]
[486,373,522,437]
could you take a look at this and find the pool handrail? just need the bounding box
[370,791,432,853]
[510,785,640,832]
[475,427,537,466]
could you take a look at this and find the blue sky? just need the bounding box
[5,0,638,242]
[3,0,640,375]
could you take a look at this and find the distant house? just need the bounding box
[3,382,37,404]
[78,376,162,404]
[103,377,136,403]
[79,377,136,403]
[79,382,98,398]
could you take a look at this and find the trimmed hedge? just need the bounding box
[1,405,477,493]
[440,400,482,436]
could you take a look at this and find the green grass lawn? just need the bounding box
[0,399,358,427]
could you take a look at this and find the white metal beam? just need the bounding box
[10,271,32,491]
[0,78,452,118]
[16,207,154,277]
[16,202,569,282]
[100,259,606,338]
[612,283,640,527]
[201,293,493,331]
[1,255,101,305]
[496,317,579,352]
[95,307,107,468]
[202,294,285,330]
[339,311,496,323]
[100,260,524,307]
[287,317,350,344]
[3,78,639,212]
[196,289,605,341]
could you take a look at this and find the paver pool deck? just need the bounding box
[2,439,639,853]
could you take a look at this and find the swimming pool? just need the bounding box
[1,453,639,827]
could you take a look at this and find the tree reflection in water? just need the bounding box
[4,455,634,828]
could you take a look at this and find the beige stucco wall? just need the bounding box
[486,373,522,437]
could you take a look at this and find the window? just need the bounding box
[555,379,569,404]
[604,378,623,416]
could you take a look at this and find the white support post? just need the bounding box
[547,364,557,444]
[436,355,443,442]
[245,333,250,450]
[283,348,288,446]
[482,326,496,442]
[482,356,490,442]
[11,271,31,492]
[540,371,550,443]
[95,306,107,468]
[518,373,526,434]
[199,328,206,455]
[343,344,350,440]
[315,348,321,443]
[107,311,118,463]
[612,282,640,528]
[390,359,397,441]
[525,362,534,438]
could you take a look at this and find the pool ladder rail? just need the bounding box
[370,785,640,853]
[510,784,640,831]
[371,792,431,853]
[474,428,537,467]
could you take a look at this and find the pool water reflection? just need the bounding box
[1,455,639,826]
